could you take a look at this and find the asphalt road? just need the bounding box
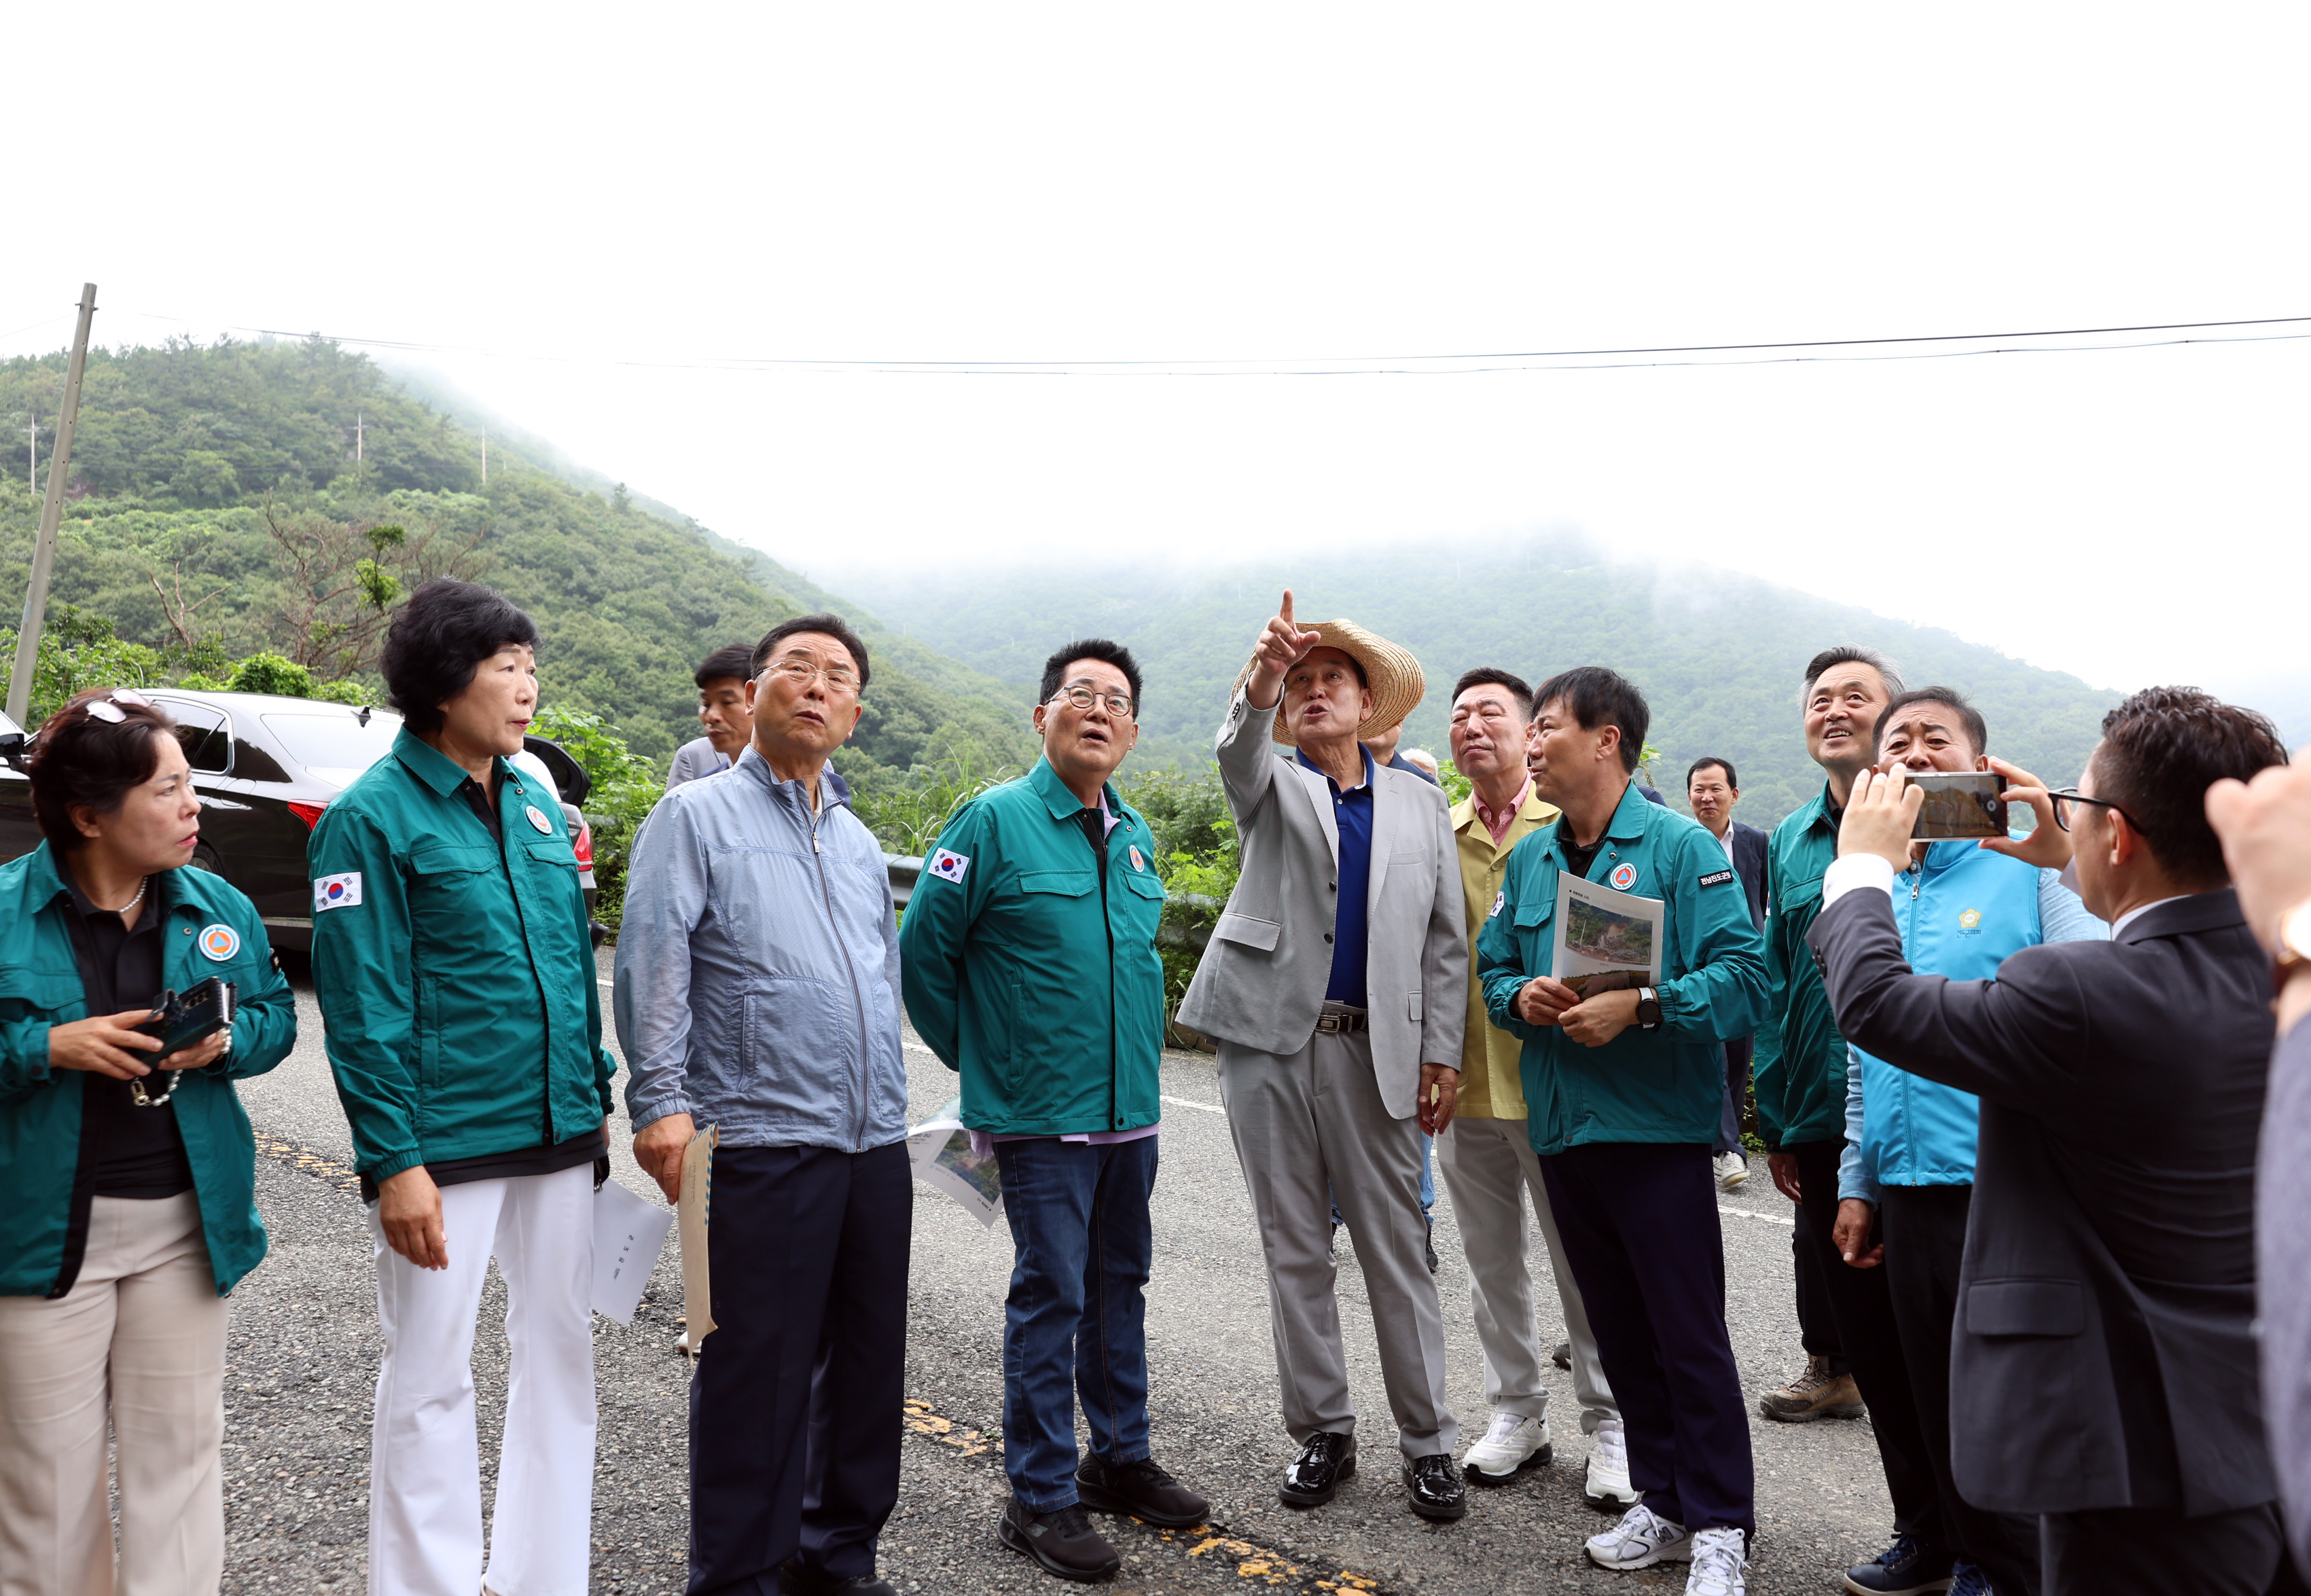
[215,950,1896,1595]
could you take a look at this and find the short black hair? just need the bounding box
[1687,757,1738,790]
[28,691,179,853]
[1452,667,1533,721]
[1532,666,1649,775]
[751,613,871,689]
[695,642,755,690]
[1874,687,1988,758]
[381,579,543,736]
[2092,687,2289,888]
[1802,645,1905,704]
[1039,638,1143,714]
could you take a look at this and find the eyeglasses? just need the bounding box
[84,689,153,724]
[1049,685,1135,720]
[2047,787,2140,834]
[763,658,860,695]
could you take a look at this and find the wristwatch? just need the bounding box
[1636,987,1663,1030]
[2277,896,2311,995]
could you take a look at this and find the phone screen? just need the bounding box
[1910,772,2007,840]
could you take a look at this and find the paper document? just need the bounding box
[590,1179,673,1326]
[677,1124,718,1354]
[907,1095,1003,1228]
[1553,873,1664,994]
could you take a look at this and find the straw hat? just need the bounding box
[1231,617,1427,745]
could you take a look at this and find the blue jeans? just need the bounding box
[992,1136,1159,1510]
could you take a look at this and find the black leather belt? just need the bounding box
[1313,1004,1368,1035]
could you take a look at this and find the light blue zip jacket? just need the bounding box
[1838,840,2104,1202]
[613,747,908,1152]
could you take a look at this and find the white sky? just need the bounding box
[5,4,2306,706]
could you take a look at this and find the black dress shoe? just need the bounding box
[778,1557,898,1596]
[1278,1432,1356,1508]
[1403,1453,1468,1522]
[999,1495,1122,1582]
[1552,1341,1573,1371]
[1077,1455,1210,1528]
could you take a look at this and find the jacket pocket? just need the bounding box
[1215,912,1281,951]
[524,838,579,868]
[1020,871,1096,898]
[1407,992,1423,1022]
[1511,895,1555,930]
[1965,1277,2084,1337]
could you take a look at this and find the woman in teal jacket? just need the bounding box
[0,689,295,1595]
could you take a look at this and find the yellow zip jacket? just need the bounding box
[1449,781,1560,1119]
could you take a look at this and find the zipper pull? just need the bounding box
[812,830,822,855]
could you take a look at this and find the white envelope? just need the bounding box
[590,1178,674,1327]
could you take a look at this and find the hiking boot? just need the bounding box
[1759,1355,1865,1422]
[1843,1531,1955,1594]
[1076,1455,1208,1528]
[1946,1565,1992,1596]
[1461,1409,1552,1484]
[998,1497,1121,1582]
[1586,1502,1692,1570]
[1403,1453,1467,1521]
[1278,1431,1355,1508]
[1583,1417,1638,1508]
[1686,1527,1749,1595]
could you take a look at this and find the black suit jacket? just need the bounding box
[1809,886,2277,1517]
[1728,820,1769,932]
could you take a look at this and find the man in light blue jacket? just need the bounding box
[1829,689,2104,1596]
[615,614,911,1596]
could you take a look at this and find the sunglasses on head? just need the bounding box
[83,689,153,725]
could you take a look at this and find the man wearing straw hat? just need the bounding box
[1179,591,1470,1523]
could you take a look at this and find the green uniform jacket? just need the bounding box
[308,729,615,1184]
[1749,787,1847,1151]
[0,844,297,1297]
[1477,782,1768,1155]
[900,758,1166,1136]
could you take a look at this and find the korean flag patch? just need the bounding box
[314,871,363,911]
[1488,890,1505,919]
[929,848,971,884]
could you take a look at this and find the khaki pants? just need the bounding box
[0,1192,228,1596]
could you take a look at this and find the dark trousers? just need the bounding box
[993,1136,1159,1510]
[689,1142,912,1595]
[2041,1500,2296,1596]
[1879,1184,2041,1595]
[1714,1037,1753,1155]
[1541,1141,1754,1536]
[1789,1138,1939,1540]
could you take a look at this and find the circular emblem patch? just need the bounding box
[526,805,554,834]
[1609,862,1639,891]
[198,923,240,962]
[1959,908,1982,930]
[1128,845,1146,872]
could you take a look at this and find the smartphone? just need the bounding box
[1910,772,2007,841]
[136,978,236,1065]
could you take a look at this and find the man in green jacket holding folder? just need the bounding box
[903,638,1208,1584]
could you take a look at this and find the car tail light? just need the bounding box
[287,801,328,830]
[572,817,594,867]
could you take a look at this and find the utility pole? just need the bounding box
[7,283,97,725]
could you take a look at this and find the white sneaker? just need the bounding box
[1585,1501,1692,1570]
[1685,1527,1748,1594]
[1461,1409,1552,1482]
[1584,1417,1639,1507]
[1715,1150,1750,1189]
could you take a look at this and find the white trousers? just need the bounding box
[0,1192,228,1596]
[366,1163,596,1596]
[1437,1115,1619,1434]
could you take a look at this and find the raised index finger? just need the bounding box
[1279,590,1295,628]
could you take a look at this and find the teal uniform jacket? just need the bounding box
[1750,787,1848,1151]
[900,757,1166,1136]
[1478,782,1769,1155]
[0,844,297,1297]
[308,729,616,1184]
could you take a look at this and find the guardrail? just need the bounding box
[884,852,1213,949]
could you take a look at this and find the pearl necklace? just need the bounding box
[103,875,150,916]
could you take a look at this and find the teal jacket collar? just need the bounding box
[5,841,204,931]
[390,726,511,797]
[1026,755,1119,822]
[1545,781,1655,861]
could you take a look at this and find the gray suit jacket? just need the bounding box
[2261,1014,2311,1567]
[1178,688,1467,1114]
[1810,886,2276,1517]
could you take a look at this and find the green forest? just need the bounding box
[836,543,2138,826]
[0,338,1038,793]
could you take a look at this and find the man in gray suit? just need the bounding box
[1179,591,1469,1523]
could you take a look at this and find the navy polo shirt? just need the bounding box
[1299,746,1374,1009]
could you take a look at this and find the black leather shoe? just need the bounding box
[1278,1432,1357,1508]
[1403,1453,1468,1522]
[778,1557,898,1596]
[1552,1341,1573,1371]
[1077,1455,1210,1528]
[998,1495,1122,1582]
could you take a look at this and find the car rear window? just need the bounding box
[261,711,405,788]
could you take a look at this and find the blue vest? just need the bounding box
[1856,842,2045,1189]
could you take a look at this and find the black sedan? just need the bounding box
[0,690,598,949]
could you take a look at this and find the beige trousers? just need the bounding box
[0,1191,229,1596]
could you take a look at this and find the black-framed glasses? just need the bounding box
[2048,787,2140,834]
[1050,685,1135,721]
